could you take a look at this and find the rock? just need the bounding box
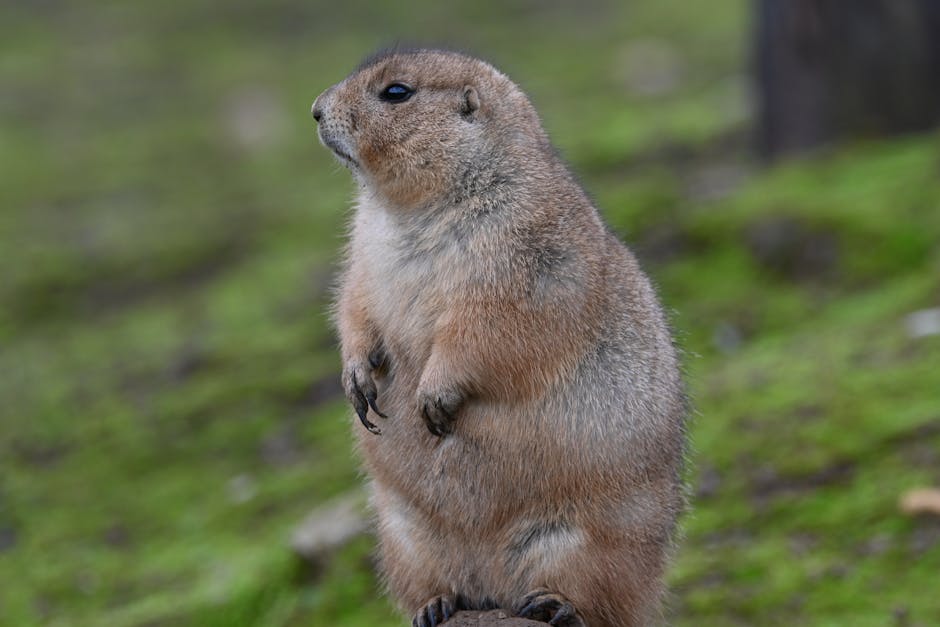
[904,308,940,339]
[899,487,940,516]
[290,491,369,576]
[441,610,548,626]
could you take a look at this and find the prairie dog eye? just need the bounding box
[379,83,415,103]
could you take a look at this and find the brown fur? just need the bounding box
[312,48,687,627]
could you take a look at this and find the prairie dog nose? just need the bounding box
[312,86,336,123]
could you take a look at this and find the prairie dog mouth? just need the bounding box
[319,131,358,167]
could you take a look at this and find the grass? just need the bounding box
[1,0,938,625]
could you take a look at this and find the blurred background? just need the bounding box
[1,0,939,625]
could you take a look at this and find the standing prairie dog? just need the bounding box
[312,49,686,627]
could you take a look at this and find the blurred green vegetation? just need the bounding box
[1,1,938,625]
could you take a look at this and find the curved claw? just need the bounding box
[436,400,453,422]
[413,594,459,627]
[365,392,388,419]
[548,604,578,626]
[356,404,382,435]
[514,589,584,627]
[422,405,444,437]
[349,369,384,435]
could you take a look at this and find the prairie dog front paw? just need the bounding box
[342,357,387,435]
[416,380,464,437]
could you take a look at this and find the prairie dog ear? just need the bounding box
[462,85,480,117]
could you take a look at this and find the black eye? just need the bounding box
[379,83,414,103]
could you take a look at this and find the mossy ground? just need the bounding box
[2,1,938,625]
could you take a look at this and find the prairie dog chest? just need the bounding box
[351,197,462,353]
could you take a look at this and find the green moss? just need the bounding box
[2,0,939,625]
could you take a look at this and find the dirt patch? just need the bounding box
[167,340,210,383]
[0,526,17,553]
[9,228,253,330]
[634,223,693,266]
[908,518,940,556]
[749,460,856,508]
[741,418,940,508]
[744,216,840,282]
[102,522,132,549]
[11,440,71,469]
[695,463,722,499]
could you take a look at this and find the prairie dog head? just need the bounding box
[311,49,543,209]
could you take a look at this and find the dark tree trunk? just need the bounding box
[754,0,940,160]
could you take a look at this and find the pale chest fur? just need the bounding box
[349,194,465,363]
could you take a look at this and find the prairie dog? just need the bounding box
[312,49,686,627]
